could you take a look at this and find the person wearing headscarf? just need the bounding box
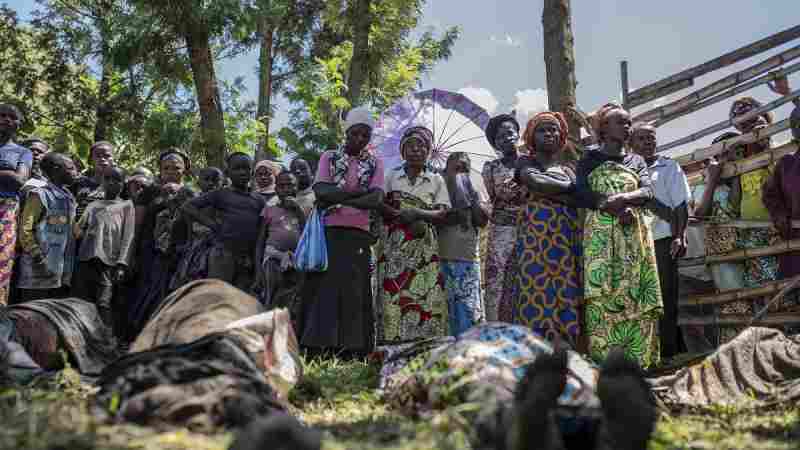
[438,152,491,335]
[504,112,583,348]
[376,126,451,341]
[253,160,282,206]
[127,149,196,343]
[725,97,781,295]
[297,106,385,357]
[481,113,526,322]
[575,103,663,367]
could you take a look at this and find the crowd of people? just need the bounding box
[0,87,799,369]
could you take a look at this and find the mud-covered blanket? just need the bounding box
[132,279,264,352]
[650,327,800,407]
[8,298,118,375]
[95,332,286,430]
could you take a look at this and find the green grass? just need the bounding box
[0,357,797,449]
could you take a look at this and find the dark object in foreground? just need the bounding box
[477,347,656,450]
[229,414,322,450]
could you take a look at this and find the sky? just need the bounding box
[6,0,800,158]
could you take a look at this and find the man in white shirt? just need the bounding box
[631,123,691,358]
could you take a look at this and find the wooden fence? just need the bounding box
[619,25,800,333]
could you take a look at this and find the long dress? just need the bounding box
[580,154,663,368]
[482,159,527,322]
[508,161,582,348]
[378,190,448,342]
[127,184,196,341]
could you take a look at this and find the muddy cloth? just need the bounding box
[650,327,800,407]
[95,332,286,430]
[0,307,46,384]
[131,279,264,352]
[7,298,117,375]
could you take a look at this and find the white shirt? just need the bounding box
[384,166,451,208]
[648,156,692,241]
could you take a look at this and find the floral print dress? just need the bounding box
[583,162,663,368]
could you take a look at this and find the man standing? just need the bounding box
[630,123,691,358]
[73,141,115,220]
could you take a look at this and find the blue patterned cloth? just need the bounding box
[440,260,484,336]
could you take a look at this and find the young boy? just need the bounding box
[255,170,307,312]
[181,153,266,292]
[17,153,79,301]
[73,166,135,330]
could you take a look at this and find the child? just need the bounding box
[169,166,225,290]
[255,170,307,312]
[181,153,265,291]
[73,166,135,330]
[17,153,79,301]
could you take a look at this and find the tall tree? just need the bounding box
[542,0,581,145]
[130,0,247,167]
[347,0,371,108]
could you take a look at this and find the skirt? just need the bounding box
[0,198,18,305]
[298,227,375,352]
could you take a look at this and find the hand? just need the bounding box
[670,234,688,259]
[281,196,300,209]
[704,158,723,183]
[768,75,791,97]
[162,183,181,196]
[618,207,635,226]
[383,206,400,220]
[601,194,629,216]
[397,209,418,225]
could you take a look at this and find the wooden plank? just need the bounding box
[679,279,795,306]
[678,313,800,327]
[676,120,792,166]
[685,140,798,186]
[634,46,800,124]
[627,25,800,108]
[688,219,800,229]
[678,238,800,268]
[652,61,800,127]
[657,90,800,153]
[620,60,630,109]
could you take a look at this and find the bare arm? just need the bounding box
[255,220,268,281]
[518,167,574,196]
[181,199,218,232]
[313,182,363,206]
[338,189,385,211]
[471,201,490,228]
[0,163,30,192]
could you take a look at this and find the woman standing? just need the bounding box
[127,150,196,340]
[0,104,32,305]
[509,112,583,348]
[298,107,384,357]
[482,114,526,322]
[576,104,663,367]
[378,126,451,341]
[252,160,281,206]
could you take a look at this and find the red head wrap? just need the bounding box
[523,111,569,153]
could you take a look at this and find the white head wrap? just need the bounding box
[343,106,376,132]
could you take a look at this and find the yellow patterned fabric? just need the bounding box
[583,161,663,368]
[0,198,18,305]
[508,194,582,348]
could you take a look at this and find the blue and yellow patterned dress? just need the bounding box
[508,161,583,348]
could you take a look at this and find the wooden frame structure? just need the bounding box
[620,25,800,333]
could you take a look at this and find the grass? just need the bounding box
[0,357,798,450]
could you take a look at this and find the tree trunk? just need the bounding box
[185,27,227,168]
[542,0,581,144]
[347,0,371,108]
[94,54,113,142]
[255,18,274,163]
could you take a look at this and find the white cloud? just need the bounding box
[490,34,522,47]
[458,86,499,115]
[512,88,549,125]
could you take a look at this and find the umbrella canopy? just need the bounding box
[372,89,496,175]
